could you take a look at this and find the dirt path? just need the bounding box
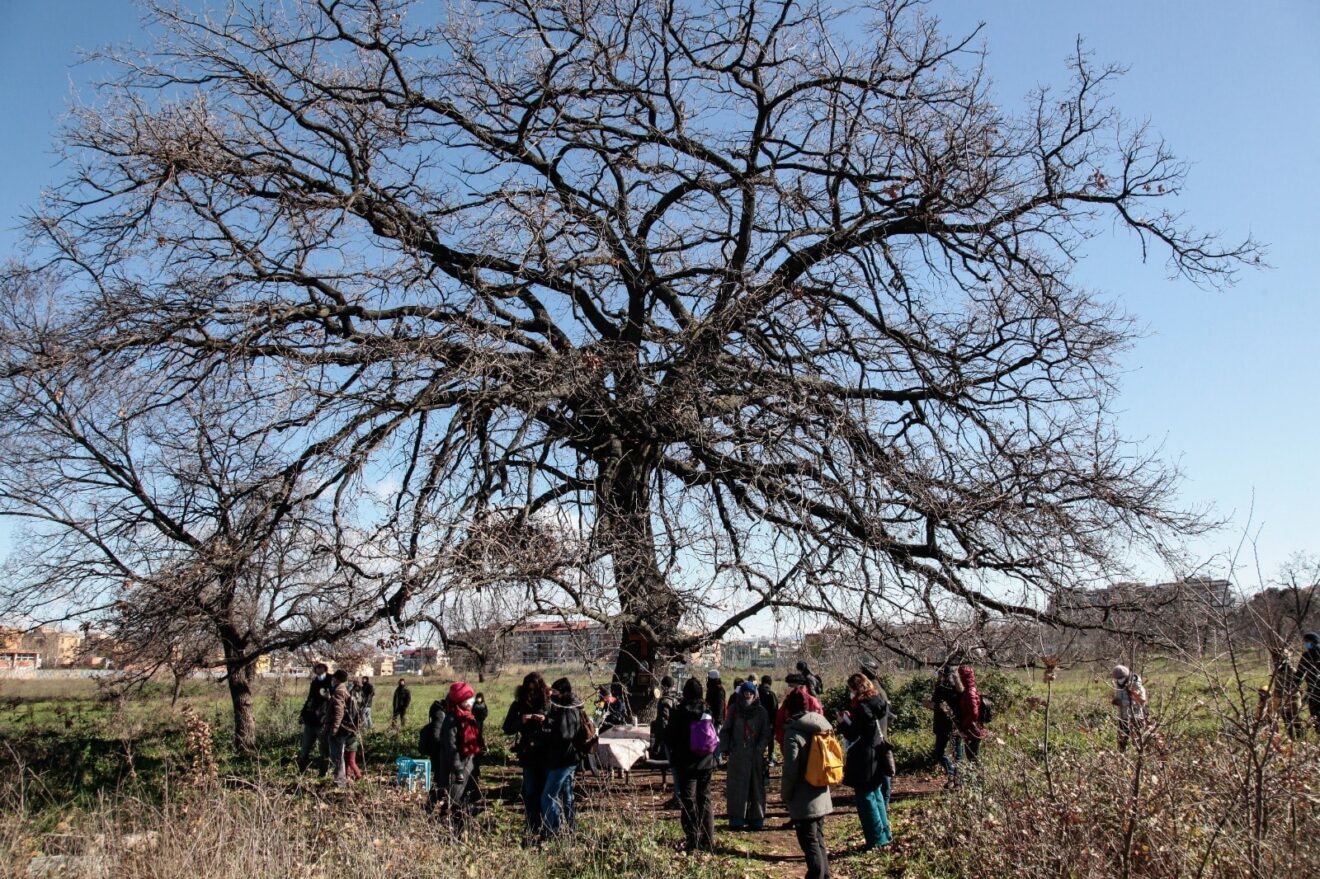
[571,764,942,878]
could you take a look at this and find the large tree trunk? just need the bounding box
[597,442,682,722]
[220,630,258,756]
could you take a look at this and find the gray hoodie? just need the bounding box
[780,711,834,821]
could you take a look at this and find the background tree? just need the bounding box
[0,275,416,751]
[3,0,1257,716]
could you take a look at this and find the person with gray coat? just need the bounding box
[781,689,834,879]
[720,681,772,830]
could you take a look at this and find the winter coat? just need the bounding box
[359,680,375,707]
[502,698,548,767]
[758,684,779,731]
[299,675,330,726]
[1113,673,1147,724]
[721,699,771,821]
[419,701,446,766]
[706,681,727,726]
[1298,646,1320,696]
[539,698,586,770]
[780,711,834,821]
[322,681,352,736]
[393,683,412,715]
[932,668,961,734]
[837,693,890,790]
[667,697,717,775]
[956,666,987,740]
[437,709,474,787]
[651,687,679,758]
[774,687,823,746]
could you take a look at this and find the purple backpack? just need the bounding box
[689,713,718,756]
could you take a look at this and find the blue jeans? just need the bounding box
[541,764,577,837]
[521,765,548,836]
[934,727,963,776]
[857,785,893,849]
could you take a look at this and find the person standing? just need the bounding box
[781,688,834,879]
[721,681,771,830]
[955,663,988,763]
[667,677,718,853]
[418,700,447,812]
[652,675,681,808]
[795,661,824,698]
[705,670,728,726]
[1111,664,1148,752]
[1267,648,1304,739]
[776,673,823,750]
[930,662,963,786]
[503,673,551,841]
[1299,632,1320,737]
[438,681,485,830]
[322,669,355,787]
[296,662,331,774]
[837,673,893,851]
[358,676,376,729]
[539,677,585,839]
[392,678,413,726]
[759,675,780,767]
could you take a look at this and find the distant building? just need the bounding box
[507,621,614,666]
[372,654,396,677]
[397,647,440,674]
[722,639,789,668]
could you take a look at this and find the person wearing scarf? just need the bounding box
[775,673,824,748]
[837,673,894,851]
[438,681,485,829]
[955,664,987,762]
[720,681,771,830]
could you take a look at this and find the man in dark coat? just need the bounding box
[758,675,780,766]
[296,662,331,773]
[652,676,681,808]
[392,678,413,726]
[795,661,824,698]
[705,670,727,725]
[1300,632,1320,736]
[539,677,585,838]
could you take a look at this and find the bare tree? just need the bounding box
[4,0,1258,715]
[0,276,415,752]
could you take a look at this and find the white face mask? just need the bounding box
[461,697,476,710]
[316,672,326,681]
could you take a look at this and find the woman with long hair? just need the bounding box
[502,672,552,842]
[837,673,893,851]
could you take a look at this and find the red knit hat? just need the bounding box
[447,681,475,704]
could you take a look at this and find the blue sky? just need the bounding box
[2,0,1317,590]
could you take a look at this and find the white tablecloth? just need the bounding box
[594,725,652,770]
[595,736,650,771]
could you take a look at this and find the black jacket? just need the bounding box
[705,681,727,725]
[360,680,375,707]
[299,675,329,726]
[538,699,585,770]
[837,693,890,790]
[418,701,446,767]
[393,683,413,715]
[502,699,548,767]
[666,698,717,774]
[1300,645,1320,695]
[758,684,779,729]
[932,669,960,733]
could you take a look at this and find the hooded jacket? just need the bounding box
[539,694,586,769]
[780,711,834,820]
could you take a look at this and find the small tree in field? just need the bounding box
[2,0,1258,716]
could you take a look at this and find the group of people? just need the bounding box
[1261,631,1320,739]
[294,649,1178,879]
[295,664,376,784]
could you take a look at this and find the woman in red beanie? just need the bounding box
[438,681,485,829]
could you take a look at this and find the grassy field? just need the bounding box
[2,659,1317,878]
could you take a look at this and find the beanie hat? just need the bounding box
[447,681,475,705]
[1112,665,1130,681]
[707,669,721,681]
[738,680,758,695]
[550,677,572,695]
[1305,632,1319,645]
